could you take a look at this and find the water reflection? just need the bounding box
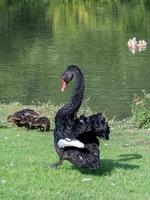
[0,0,150,119]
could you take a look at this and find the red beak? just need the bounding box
[61,80,67,92]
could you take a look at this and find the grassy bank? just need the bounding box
[0,127,150,200]
[0,101,93,129]
[0,95,150,200]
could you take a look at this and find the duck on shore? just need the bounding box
[7,109,50,131]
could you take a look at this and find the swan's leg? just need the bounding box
[57,138,85,149]
[42,158,63,169]
[49,158,63,168]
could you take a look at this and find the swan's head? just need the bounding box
[61,66,75,92]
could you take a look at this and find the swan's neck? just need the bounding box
[66,70,84,114]
[55,69,84,126]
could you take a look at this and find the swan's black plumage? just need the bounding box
[54,65,110,170]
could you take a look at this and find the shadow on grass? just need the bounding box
[71,153,142,176]
[117,154,142,162]
[42,153,142,176]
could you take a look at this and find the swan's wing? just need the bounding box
[72,113,110,140]
[56,113,110,141]
[57,138,85,149]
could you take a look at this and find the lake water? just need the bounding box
[0,0,150,119]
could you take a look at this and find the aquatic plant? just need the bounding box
[131,91,150,128]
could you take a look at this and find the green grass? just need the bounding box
[0,100,150,200]
[0,126,150,200]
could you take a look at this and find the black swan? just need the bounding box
[53,65,110,170]
[7,109,50,131]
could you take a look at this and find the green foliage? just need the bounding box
[78,98,93,117]
[131,91,150,128]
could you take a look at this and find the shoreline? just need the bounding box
[0,102,141,130]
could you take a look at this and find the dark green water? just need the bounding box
[0,0,150,119]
